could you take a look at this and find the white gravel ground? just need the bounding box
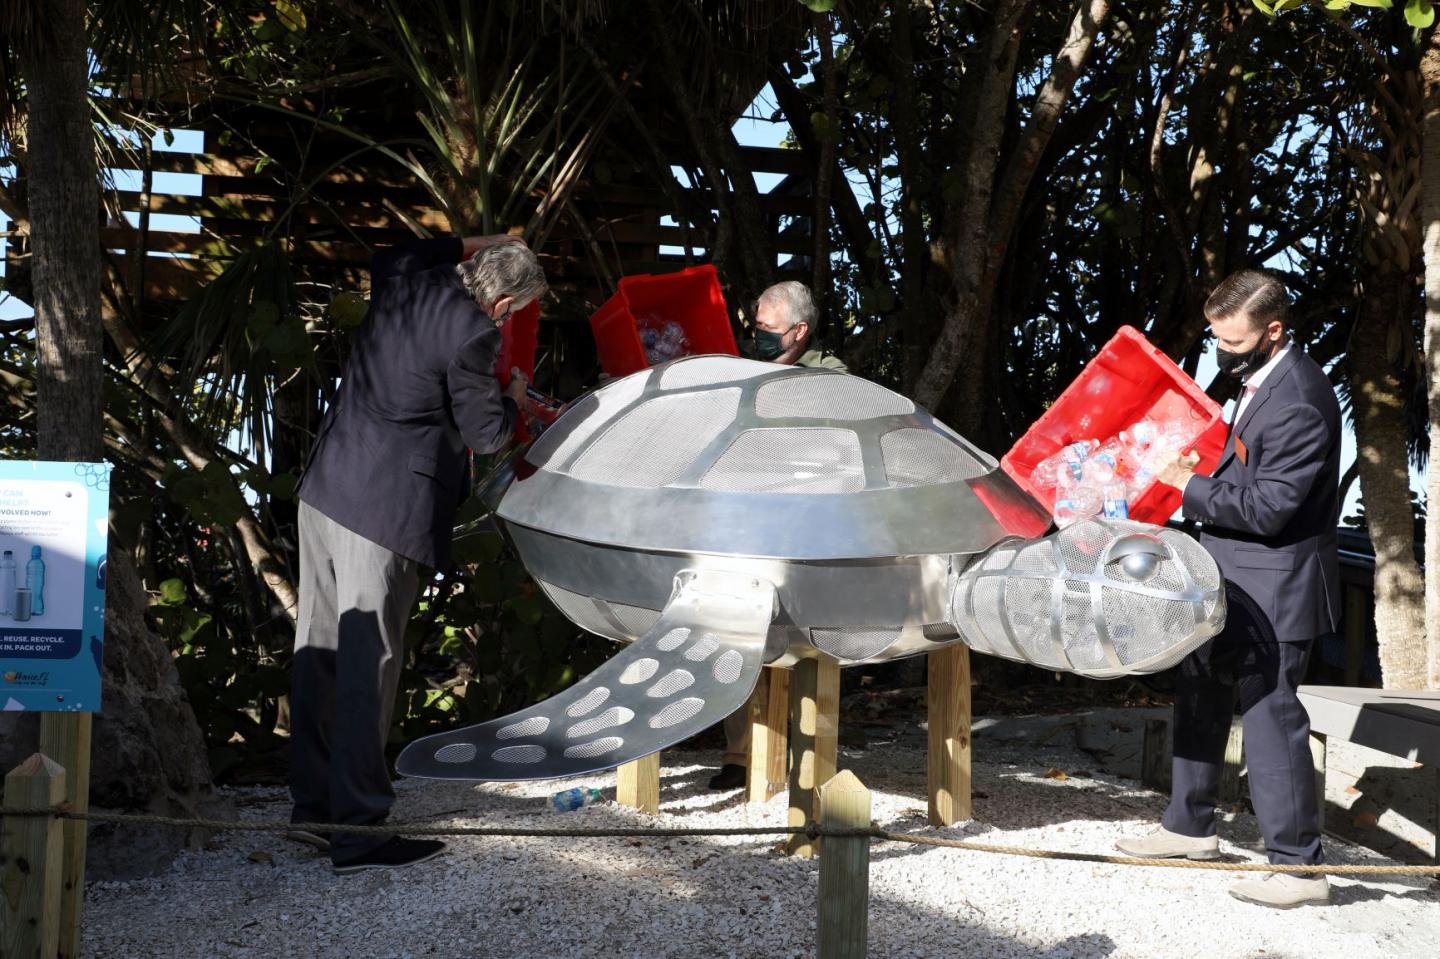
[81,727,1439,959]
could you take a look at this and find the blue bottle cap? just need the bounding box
[31,546,41,559]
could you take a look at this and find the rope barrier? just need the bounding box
[4,805,1438,877]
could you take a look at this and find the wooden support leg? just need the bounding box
[927,645,972,826]
[817,771,872,959]
[616,752,660,815]
[39,713,90,959]
[2,754,66,959]
[1218,718,1245,805]
[787,656,840,858]
[747,668,790,805]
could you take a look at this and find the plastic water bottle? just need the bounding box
[1032,440,1097,487]
[1083,448,1118,484]
[0,550,14,616]
[550,787,603,812]
[1102,481,1130,519]
[1053,498,1081,528]
[1069,482,1103,518]
[26,546,44,616]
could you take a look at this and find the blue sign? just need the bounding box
[0,461,111,712]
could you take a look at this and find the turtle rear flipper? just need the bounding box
[396,569,776,782]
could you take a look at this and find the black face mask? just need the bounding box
[754,328,786,361]
[1216,338,1276,378]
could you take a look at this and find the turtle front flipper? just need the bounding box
[396,568,776,782]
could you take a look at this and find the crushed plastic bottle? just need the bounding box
[637,315,691,365]
[550,787,603,813]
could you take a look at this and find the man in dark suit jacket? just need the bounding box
[289,234,545,874]
[1117,269,1340,908]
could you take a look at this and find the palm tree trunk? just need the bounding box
[23,0,102,459]
[1350,285,1428,689]
[0,0,230,878]
[1421,21,1440,690]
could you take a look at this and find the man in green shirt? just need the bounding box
[710,281,846,790]
[749,280,848,372]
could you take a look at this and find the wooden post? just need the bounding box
[2,754,66,959]
[1141,718,1171,792]
[747,668,790,804]
[817,770,871,959]
[38,713,89,959]
[616,752,660,815]
[786,655,839,857]
[927,645,972,826]
[1218,719,1245,804]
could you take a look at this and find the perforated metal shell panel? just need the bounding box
[756,375,914,419]
[569,389,741,488]
[699,429,865,494]
[881,428,989,487]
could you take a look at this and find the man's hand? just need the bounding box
[461,233,527,258]
[505,367,529,406]
[1157,451,1200,491]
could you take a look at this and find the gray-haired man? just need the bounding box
[290,234,545,873]
[711,281,847,790]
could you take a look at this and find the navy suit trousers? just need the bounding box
[1161,582,1323,866]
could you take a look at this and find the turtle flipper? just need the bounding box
[396,568,776,781]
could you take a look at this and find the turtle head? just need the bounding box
[948,518,1225,678]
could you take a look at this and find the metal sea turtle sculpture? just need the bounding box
[398,356,1225,782]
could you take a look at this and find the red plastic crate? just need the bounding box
[496,301,540,443]
[1000,326,1226,525]
[588,264,737,377]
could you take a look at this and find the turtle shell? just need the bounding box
[497,355,1049,560]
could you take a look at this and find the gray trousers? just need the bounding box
[1162,582,1323,866]
[289,502,419,861]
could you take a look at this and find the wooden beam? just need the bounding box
[927,645,972,826]
[616,753,660,815]
[1219,719,1245,804]
[786,655,840,858]
[747,668,790,804]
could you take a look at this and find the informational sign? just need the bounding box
[0,460,111,712]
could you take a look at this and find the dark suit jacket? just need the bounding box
[1181,346,1341,643]
[298,237,517,569]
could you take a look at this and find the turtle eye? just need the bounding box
[1104,533,1169,583]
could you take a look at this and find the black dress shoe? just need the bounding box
[708,763,747,790]
[331,837,446,875]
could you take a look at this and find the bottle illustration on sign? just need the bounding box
[0,550,14,616]
[26,546,44,616]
